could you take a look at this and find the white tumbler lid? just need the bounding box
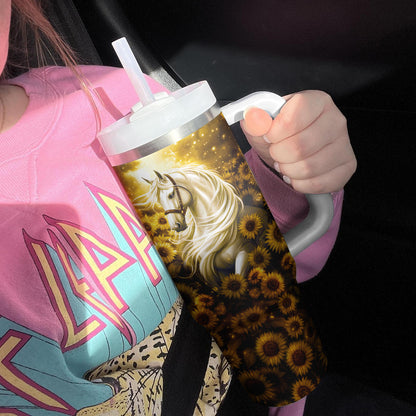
[98,81,217,157]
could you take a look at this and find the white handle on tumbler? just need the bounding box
[221,92,334,257]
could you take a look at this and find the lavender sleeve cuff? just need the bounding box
[245,149,344,283]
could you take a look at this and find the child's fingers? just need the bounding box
[266,91,329,143]
[287,160,357,194]
[241,107,273,137]
[276,136,355,181]
[268,109,346,164]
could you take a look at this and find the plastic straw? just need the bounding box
[112,37,155,105]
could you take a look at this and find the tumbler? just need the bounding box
[98,38,333,406]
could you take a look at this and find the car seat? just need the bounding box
[39,0,416,407]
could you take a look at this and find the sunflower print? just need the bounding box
[261,272,286,299]
[278,293,298,315]
[241,306,268,331]
[255,332,287,367]
[230,313,250,335]
[223,347,242,368]
[140,214,155,237]
[240,187,265,207]
[126,114,328,407]
[191,306,219,330]
[167,256,183,276]
[195,293,215,308]
[152,211,171,231]
[265,222,287,253]
[238,161,253,181]
[285,315,305,339]
[175,283,198,308]
[220,273,248,299]
[239,213,263,239]
[281,252,296,271]
[291,377,316,401]
[248,246,271,269]
[239,370,276,403]
[155,241,177,264]
[286,341,314,376]
[247,268,266,285]
[248,287,262,300]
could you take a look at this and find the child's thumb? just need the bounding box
[241,107,273,137]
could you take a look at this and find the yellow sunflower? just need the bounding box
[223,347,242,368]
[191,306,219,330]
[265,222,287,253]
[255,332,287,367]
[220,273,248,299]
[249,287,262,300]
[285,315,305,339]
[291,377,316,401]
[152,211,171,231]
[247,175,257,186]
[278,293,298,315]
[240,187,264,207]
[152,234,170,244]
[140,215,155,237]
[247,268,266,285]
[281,252,295,271]
[238,370,276,403]
[261,368,288,393]
[248,246,271,269]
[239,214,263,239]
[287,341,314,376]
[238,162,253,181]
[261,272,285,299]
[155,241,177,264]
[175,283,197,308]
[195,293,214,308]
[230,313,249,334]
[167,256,184,276]
[241,306,268,331]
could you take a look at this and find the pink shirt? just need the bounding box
[0,65,342,415]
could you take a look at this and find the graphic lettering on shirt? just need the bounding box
[0,329,76,415]
[85,183,162,286]
[21,184,176,355]
[0,409,29,415]
[44,216,136,313]
[46,220,138,347]
[24,229,136,351]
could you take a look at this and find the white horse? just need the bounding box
[135,165,262,284]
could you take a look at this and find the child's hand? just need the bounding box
[241,90,357,194]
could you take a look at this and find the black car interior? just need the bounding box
[41,0,416,407]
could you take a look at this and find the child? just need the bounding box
[0,0,356,415]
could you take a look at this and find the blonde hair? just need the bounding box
[5,0,101,129]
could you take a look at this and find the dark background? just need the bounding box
[51,0,416,405]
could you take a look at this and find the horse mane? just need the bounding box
[176,166,243,282]
[135,165,243,283]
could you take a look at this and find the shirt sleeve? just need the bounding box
[268,397,307,416]
[245,149,344,284]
